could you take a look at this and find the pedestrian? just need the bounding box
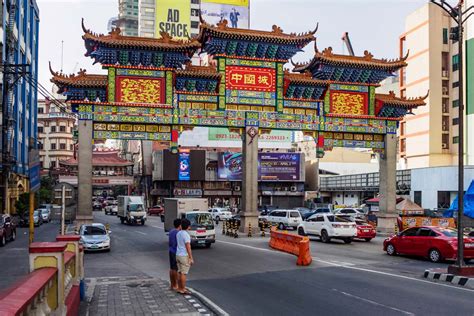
[176,218,193,295]
[169,218,181,291]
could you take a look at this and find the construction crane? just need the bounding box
[341,32,355,56]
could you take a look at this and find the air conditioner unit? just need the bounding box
[234,186,241,191]
[442,143,448,149]
[290,186,297,192]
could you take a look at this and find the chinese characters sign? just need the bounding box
[226,66,276,92]
[330,91,368,116]
[116,77,165,104]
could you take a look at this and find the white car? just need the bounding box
[334,208,365,220]
[78,223,111,252]
[297,213,357,244]
[209,208,233,222]
[266,209,302,230]
[105,205,118,215]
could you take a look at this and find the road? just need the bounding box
[1,211,473,315]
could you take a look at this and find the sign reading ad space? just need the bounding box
[218,152,301,181]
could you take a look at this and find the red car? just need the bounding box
[0,214,16,246]
[383,226,474,263]
[355,220,376,241]
[148,205,164,216]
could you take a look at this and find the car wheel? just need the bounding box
[386,243,396,256]
[321,230,330,243]
[364,238,372,242]
[298,227,306,236]
[278,223,285,230]
[0,235,5,247]
[428,248,442,263]
[141,221,145,226]
[10,230,16,241]
[343,237,352,244]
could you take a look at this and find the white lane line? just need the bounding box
[151,225,164,230]
[331,289,414,315]
[216,239,473,292]
[136,231,147,236]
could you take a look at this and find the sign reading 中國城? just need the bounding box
[217,152,301,181]
[226,66,276,92]
[116,77,165,104]
[155,0,191,39]
[178,150,191,181]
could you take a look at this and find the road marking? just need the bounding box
[152,225,164,230]
[331,289,414,315]
[188,287,229,316]
[136,231,147,236]
[216,239,473,292]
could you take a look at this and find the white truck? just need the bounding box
[117,195,147,225]
[164,198,215,248]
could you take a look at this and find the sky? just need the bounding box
[36,0,429,93]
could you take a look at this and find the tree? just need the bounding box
[36,177,54,204]
[15,193,30,219]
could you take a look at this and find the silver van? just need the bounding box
[267,209,303,230]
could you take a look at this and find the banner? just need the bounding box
[178,150,191,181]
[218,152,301,181]
[208,128,293,142]
[200,2,249,29]
[155,0,191,39]
[202,0,248,6]
[226,66,276,92]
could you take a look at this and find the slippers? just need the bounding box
[177,290,191,295]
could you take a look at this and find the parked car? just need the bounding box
[33,210,43,227]
[294,207,313,218]
[266,209,303,230]
[148,205,164,216]
[40,208,51,223]
[354,219,376,241]
[302,208,331,220]
[0,214,16,246]
[383,226,474,263]
[78,223,111,252]
[93,201,102,211]
[334,208,365,220]
[104,205,118,216]
[297,213,357,244]
[230,214,266,227]
[209,207,233,222]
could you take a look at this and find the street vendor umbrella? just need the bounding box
[396,198,423,214]
[445,180,474,218]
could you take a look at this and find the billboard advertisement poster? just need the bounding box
[218,152,301,181]
[202,0,248,6]
[178,150,191,181]
[208,128,293,143]
[155,0,191,39]
[200,2,249,29]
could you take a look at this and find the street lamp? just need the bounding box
[430,0,474,273]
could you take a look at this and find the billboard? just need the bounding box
[218,152,301,181]
[178,150,191,181]
[201,1,249,29]
[155,0,191,39]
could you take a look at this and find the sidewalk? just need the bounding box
[81,276,216,316]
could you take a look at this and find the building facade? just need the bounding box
[466,0,474,166]
[0,0,40,214]
[37,97,76,173]
[399,3,460,169]
[117,0,139,36]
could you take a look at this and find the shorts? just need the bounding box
[169,252,178,271]
[176,255,191,275]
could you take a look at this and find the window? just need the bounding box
[59,126,66,132]
[50,161,56,168]
[315,216,324,222]
[452,81,460,88]
[443,28,448,44]
[437,191,451,208]
[38,142,43,150]
[453,118,459,125]
[51,126,56,133]
[70,144,74,150]
[38,126,43,133]
[38,107,44,114]
[191,21,199,29]
[290,212,300,218]
[453,100,459,107]
[60,143,66,150]
[417,228,435,237]
[51,143,56,150]
[452,54,459,71]
[401,228,418,236]
[414,191,422,206]
[453,136,459,144]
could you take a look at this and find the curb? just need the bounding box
[188,287,229,316]
[423,270,474,289]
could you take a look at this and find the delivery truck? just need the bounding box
[164,198,215,248]
[117,195,147,225]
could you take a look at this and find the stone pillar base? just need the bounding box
[239,214,260,235]
[75,215,94,226]
[377,214,398,236]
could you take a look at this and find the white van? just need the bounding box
[267,209,303,230]
[184,211,216,248]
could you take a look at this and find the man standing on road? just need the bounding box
[169,219,181,291]
[176,218,193,295]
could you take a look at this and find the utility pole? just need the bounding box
[431,0,474,274]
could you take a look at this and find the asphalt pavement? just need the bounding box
[1,211,473,315]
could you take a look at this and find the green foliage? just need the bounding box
[15,193,30,218]
[36,177,55,204]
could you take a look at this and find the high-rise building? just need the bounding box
[465,0,474,166]
[399,3,460,169]
[0,0,40,214]
[117,0,139,36]
[37,97,76,173]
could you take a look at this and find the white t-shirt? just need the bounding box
[176,230,191,257]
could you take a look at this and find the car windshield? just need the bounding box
[41,209,49,214]
[290,212,300,218]
[187,213,214,229]
[82,226,107,235]
[327,215,351,223]
[33,210,40,216]
[129,204,144,212]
